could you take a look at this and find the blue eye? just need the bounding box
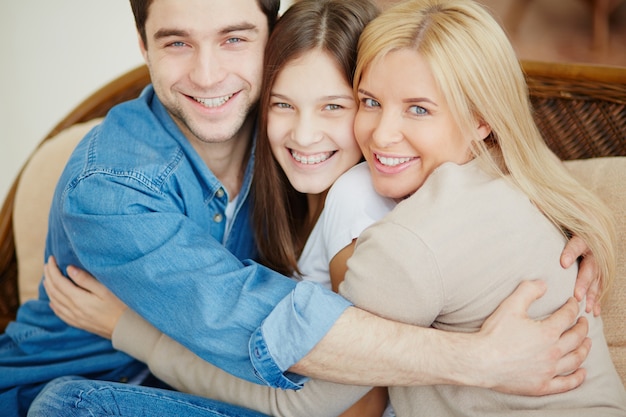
[170,41,186,48]
[226,37,243,44]
[362,98,380,108]
[273,102,292,109]
[409,105,427,115]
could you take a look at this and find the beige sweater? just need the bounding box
[341,161,626,416]
[114,160,626,416]
[113,309,370,416]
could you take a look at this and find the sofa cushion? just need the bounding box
[13,118,102,303]
[565,157,626,386]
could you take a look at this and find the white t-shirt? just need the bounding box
[298,162,396,288]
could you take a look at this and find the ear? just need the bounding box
[475,119,492,141]
[137,31,149,63]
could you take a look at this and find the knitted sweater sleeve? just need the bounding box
[113,309,371,417]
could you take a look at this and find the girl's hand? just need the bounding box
[43,256,128,339]
[561,235,602,316]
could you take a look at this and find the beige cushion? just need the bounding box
[13,118,102,303]
[565,157,626,387]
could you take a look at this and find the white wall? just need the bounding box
[0,1,143,203]
[0,0,294,204]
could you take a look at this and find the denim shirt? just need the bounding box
[1,86,351,394]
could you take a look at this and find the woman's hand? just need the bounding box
[43,256,128,339]
[560,236,602,316]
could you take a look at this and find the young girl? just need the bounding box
[337,0,626,415]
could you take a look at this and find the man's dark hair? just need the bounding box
[129,0,281,46]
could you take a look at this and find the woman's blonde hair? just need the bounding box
[354,0,616,297]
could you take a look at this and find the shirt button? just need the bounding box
[215,188,225,198]
[213,213,223,223]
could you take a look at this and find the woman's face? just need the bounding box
[355,48,488,200]
[267,49,362,195]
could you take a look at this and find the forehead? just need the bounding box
[364,49,437,90]
[276,51,346,85]
[146,0,268,38]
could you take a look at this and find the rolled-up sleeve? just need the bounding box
[54,170,352,388]
[250,281,352,389]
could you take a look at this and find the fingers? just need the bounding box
[577,254,602,315]
[542,368,587,396]
[541,297,580,333]
[560,236,588,269]
[66,264,104,295]
[501,280,548,315]
[573,259,593,303]
[553,317,590,376]
[43,260,70,307]
[44,257,84,326]
[564,236,603,315]
[542,319,590,395]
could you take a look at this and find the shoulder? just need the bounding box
[65,87,187,192]
[325,162,395,225]
[327,163,391,208]
[329,162,372,193]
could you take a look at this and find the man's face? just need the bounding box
[140,0,269,146]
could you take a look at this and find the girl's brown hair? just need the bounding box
[252,0,379,276]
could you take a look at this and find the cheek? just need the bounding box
[341,134,364,166]
[354,113,373,151]
[333,116,359,152]
[267,114,287,147]
[248,60,265,99]
[266,117,290,162]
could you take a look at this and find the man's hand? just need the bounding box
[477,280,590,396]
[561,235,602,315]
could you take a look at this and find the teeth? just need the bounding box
[376,154,412,167]
[194,94,234,108]
[291,150,333,165]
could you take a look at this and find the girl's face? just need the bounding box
[267,49,362,195]
[355,48,490,200]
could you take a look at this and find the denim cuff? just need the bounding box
[249,281,352,389]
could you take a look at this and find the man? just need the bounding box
[0,1,594,416]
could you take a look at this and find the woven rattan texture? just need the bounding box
[528,76,626,160]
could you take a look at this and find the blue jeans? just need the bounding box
[27,376,269,417]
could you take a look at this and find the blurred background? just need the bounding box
[1,0,624,203]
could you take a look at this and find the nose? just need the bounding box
[189,47,225,88]
[292,113,323,147]
[371,109,403,148]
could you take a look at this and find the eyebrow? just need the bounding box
[358,88,437,106]
[153,23,259,42]
[219,23,259,36]
[271,93,354,101]
[154,29,188,41]
[404,97,438,107]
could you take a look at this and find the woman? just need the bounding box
[338,0,626,415]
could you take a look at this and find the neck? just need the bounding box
[190,117,255,199]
